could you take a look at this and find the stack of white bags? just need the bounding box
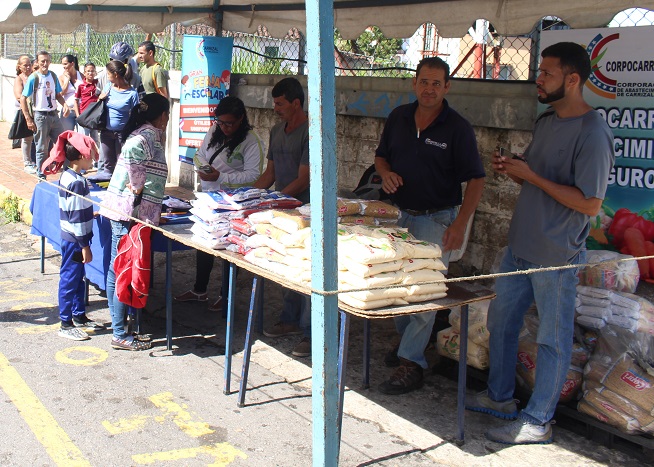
[576,285,654,333]
[242,210,448,310]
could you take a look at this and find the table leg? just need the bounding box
[238,275,261,407]
[223,262,237,395]
[337,310,350,451]
[165,239,173,351]
[362,318,370,389]
[40,236,45,273]
[256,277,264,334]
[457,304,469,444]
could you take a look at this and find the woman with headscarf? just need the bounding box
[174,96,265,311]
[99,93,170,351]
[59,54,83,132]
[13,55,35,173]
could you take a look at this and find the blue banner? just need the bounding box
[179,35,234,164]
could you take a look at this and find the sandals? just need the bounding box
[111,337,152,351]
[208,296,223,312]
[174,289,208,302]
[132,333,152,342]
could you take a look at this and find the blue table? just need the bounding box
[30,180,193,349]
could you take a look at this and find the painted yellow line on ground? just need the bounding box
[132,443,247,466]
[0,352,91,466]
[16,323,59,335]
[103,415,150,435]
[149,392,215,437]
[55,346,108,366]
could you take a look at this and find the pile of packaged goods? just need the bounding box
[576,285,654,333]
[298,198,402,226]
[436,301,491,370]
[579,326,654,435]
[230,199,447,310]
[189,187,301,250]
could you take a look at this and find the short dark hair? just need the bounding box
[415,57,450,83]
[84,62,96,69]
[541,42,591,85]
[64,142,82,162]
[139,41,156,55]
[272,77,305,107]
[36,50,50,60]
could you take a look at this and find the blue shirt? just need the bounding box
[105,86,139,132]
[375,99,485,211]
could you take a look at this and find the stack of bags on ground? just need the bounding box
[578,250,640,293]
[575,285,654,334]
[436,301,490,370]
[579,326,654,435]
[189,187,301,250]
[239,199,448,310]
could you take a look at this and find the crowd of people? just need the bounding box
[12,40,616,445]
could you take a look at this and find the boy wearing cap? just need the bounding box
[49,131,106,340]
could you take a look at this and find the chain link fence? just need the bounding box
[1,8,652,80]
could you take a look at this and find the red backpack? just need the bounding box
[114,223,152,308]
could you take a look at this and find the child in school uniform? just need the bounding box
[42,131,106,340]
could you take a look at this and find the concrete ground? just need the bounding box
[0,120,649,466]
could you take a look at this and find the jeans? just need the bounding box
[100,130,123,174]
[487,246,583,425]
[280,289,311,338]
[106,220,130,340]
[394,208,457,368]
[58,240,86,324]
[34,111,63,177]
[60,109,77,132]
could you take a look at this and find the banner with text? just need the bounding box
[179,35,233,164]
[542,27,654,251]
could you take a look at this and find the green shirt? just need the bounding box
[139,63,168,95]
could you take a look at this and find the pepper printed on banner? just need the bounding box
[178,36,234,165]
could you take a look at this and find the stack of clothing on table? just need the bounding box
[575,285,654,333]
[242,208,447,310]
[190,187,301,250]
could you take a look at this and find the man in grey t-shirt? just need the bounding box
[254,77,311,357]
[466,42,614,444]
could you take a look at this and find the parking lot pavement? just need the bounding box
[0,218,645,466]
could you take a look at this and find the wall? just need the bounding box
[0,60,537,276]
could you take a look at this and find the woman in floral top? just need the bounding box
[99,93,169,351]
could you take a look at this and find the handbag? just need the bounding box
[8,110,33,140]
[76,99,107,130]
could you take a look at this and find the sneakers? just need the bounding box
[465,390,518,420]
[59,326,90,341]
[378,358,424,395]
[73,315,106,331]
[263,322,303,338]
[207,296,223,312]
[384,343,400,367]
[24,164,37,174]
[174,289,208,302]
[111,337,152,351]
[291,337,311,357]
[486,418,553,445]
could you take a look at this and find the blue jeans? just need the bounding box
[394,208,457,368]
[487,246,583,425]
[60,109,77,132]
[34,111,63,177]
[106,220,130,340]
[280,289,311,337]
[58,240,86,324]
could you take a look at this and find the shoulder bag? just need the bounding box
[8,110,33,140]
[77,98,107,130]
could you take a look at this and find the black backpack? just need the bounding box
[353,164,390,201]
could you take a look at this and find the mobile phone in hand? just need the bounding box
[72,250,83,263]
[195,164,213,174]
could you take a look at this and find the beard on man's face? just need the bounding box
[537,83,565,104]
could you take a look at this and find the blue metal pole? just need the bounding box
[305,1,339,465]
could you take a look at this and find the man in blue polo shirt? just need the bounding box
[375,56,485,395]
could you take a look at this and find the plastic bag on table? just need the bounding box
[577,250,639,293]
